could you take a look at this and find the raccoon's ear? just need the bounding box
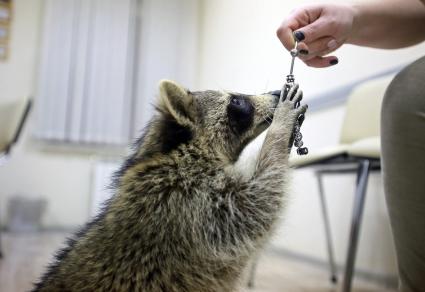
[158,80,195,127]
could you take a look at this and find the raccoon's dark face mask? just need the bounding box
[224,92,279,158]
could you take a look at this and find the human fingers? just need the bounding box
[276,5,324,51]
[292,4,355,46]
[293,17,337,44]
[297,36,342,61]
[301,36,338,56]
[303,56,339,68]
[295,42,310,57]
[276,17,298,51]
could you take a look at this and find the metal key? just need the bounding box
[287,40,299,85]
[281,37,308,156]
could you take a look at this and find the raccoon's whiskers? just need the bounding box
[267,114,274,123]
[261,112,273,125]
[266,109,276,118]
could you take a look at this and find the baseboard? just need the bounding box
[266,245,398,288]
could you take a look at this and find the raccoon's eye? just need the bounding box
[230,97,249,110]
[231,97,241,106]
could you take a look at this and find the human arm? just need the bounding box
[349,0,425,48]
[276,0,425,68]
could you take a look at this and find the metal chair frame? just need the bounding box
[247,155,380,292]
[311,156,380,292]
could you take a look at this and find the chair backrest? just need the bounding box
[0,98,32,154]
[339,76,394,145]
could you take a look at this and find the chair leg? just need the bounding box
[316,171,338,284]
[342,160,371,292]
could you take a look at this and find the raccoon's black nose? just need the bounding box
[268,90,281,97]
[268,90,281,102]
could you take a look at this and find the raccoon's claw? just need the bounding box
[281,83,297,101]
[297,104,308,118]
[280,83,294,101]
[281,83,302,108]
[280,84,289,102]
[287,83,299,102]
[293,90,303,108]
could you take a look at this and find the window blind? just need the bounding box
[34,0,138,145]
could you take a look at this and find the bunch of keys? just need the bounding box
[280,39,309,156]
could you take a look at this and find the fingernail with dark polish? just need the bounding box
[294,31,305,41]
[299,49,309,55]
[330,59,339,65]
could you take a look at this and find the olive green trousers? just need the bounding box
[381,56,425,292]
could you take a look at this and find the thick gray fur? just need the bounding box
[33,80,307,292]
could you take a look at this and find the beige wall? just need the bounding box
[0,0,93,228]
[0,0,41,103]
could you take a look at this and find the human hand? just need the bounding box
[276,3,356,68]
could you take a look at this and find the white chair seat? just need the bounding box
[347,136,380,159]
[290,136,381,168]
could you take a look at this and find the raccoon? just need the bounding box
[33,80,307,292]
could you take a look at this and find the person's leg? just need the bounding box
[381,56,425,292]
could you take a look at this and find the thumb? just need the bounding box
[276,18,298,51]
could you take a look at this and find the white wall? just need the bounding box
[0,0,101,228]
[133,0,200,132]
[197,0,425,96]
[197,0,425,278]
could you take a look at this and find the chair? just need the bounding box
[288,75,393,292]
[0,98,32,159]
[0,98,32,257]
[247,75,393,291]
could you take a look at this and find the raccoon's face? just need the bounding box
[156,80,280,161]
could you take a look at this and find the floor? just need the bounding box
[0,232,397,292]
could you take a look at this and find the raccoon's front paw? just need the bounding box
[270,84,308,151]
[274,83,308,127]
[280,83,302,105]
